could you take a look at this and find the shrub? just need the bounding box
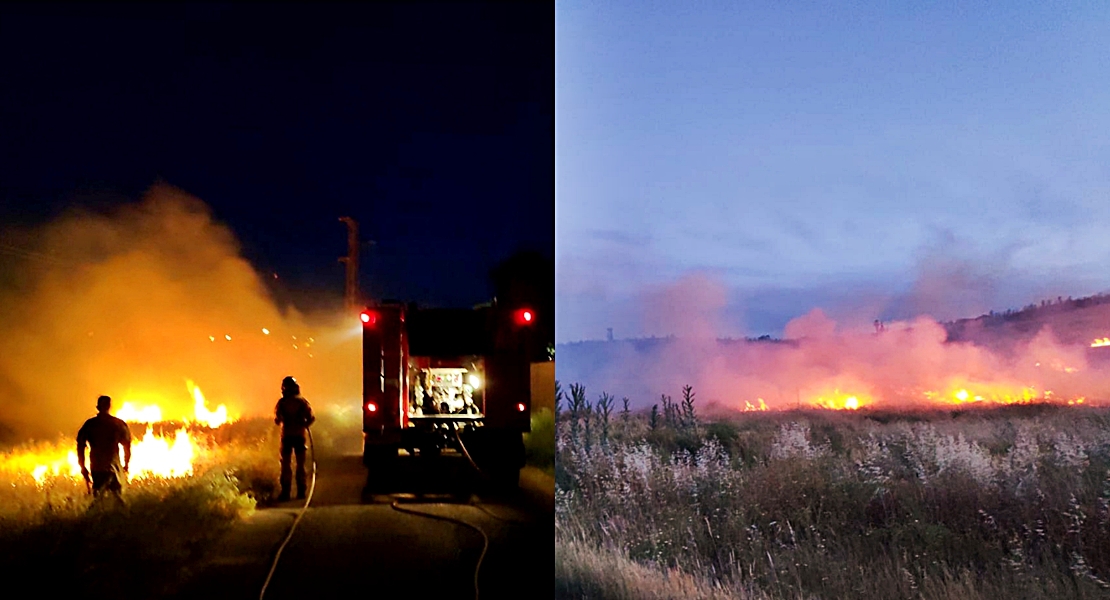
[526,408,555,474]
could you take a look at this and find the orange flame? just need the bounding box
[116,402,163,423]
[3,380,234,486]
[809,390,869,410]
[742,398,769,412]
[187,380,231,428]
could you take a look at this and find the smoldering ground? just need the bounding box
[556,272,1110,414]
[0,183,362,445]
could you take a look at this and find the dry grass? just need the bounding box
[556,391,1110,600]
[557,532,772,600]
[0,417,279,599]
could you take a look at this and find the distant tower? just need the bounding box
[607,328,614,342]
[339,217,359,312]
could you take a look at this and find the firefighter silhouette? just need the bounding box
[275,376,315,501]
[77,395,132,501]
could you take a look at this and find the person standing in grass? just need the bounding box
[275,376,315,501]
[77,395,132,501]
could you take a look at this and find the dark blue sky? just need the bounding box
[0,3,553,312]
[557,2,1110,343]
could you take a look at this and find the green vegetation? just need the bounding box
[526,407,555,476]
[0,417,278,599]
[556,381,1110,599]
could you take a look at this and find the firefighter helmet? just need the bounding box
[282,376,299,395]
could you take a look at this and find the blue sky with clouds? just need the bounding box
[556,2,1110,343]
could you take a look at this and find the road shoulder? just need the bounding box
[520,466,554,516]
[170,507,299,599]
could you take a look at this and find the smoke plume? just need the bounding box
[0,183,362,443]
[556,271,1110,414]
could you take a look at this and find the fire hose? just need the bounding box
[259,426,317,600]
[255,425,521,600]
[389,498,488,600]
[386,423,545,600]
[453,426,531,525]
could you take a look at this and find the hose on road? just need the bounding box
[259,426,316,600]
[389,498,488,600]
[453,427,531,524]
[255,424,519,600]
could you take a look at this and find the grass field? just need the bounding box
[0,417,283,599]
[555,381,1110,600]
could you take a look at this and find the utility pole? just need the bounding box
[339,217,359,312]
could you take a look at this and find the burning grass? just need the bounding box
[555,382,1110,600]
[0,416,283,599]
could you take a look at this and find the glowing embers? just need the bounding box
[1092,337,1110,348]
[1034,360,1080,373]
[809,390,870,410]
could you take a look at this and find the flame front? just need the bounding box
[127,426,194,479]
[742,398,769,412]
[924,384,1046,406]
[3,380,235,486]
[786,382,1085,411]
[187,380,229,428]
[809,390,869,410]
[116,402,163,423]
[8,426,197,485]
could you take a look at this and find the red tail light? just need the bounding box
[366,402,377,412]
[513,308,535,326]
[361,310,377,325]
[517,403,526,412]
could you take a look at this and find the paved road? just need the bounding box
[172,448,553,600]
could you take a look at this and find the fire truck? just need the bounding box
[359,300,536,487]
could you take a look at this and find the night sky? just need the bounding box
[0,3,553,312]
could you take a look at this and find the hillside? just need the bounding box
[555,291,1110,404]
[942,292,1110,351]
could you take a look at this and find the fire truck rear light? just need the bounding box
[517,403,526,412]
[513,308,535,326]
[361,311,377,325]
[366,402,377,412]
